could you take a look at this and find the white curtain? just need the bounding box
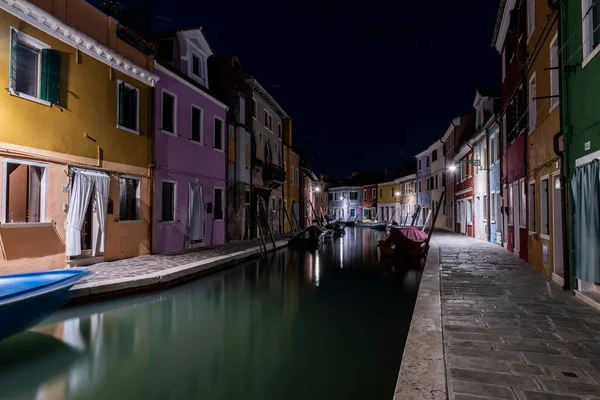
[93,174,110,253]
[189,183,205,241]
[66,172,94,257]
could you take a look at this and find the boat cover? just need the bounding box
[0,270,88,302]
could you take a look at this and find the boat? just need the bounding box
[290,226,324,249]
[0,269,90,341]
[370,223,387,231]
[379,226,429,257]
[325,222,345,236]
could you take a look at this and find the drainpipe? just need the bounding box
[485,127,491,242]
[550,0,571,292]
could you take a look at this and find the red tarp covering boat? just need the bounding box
[378,226,429,257]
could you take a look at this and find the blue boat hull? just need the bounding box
[0,269,89,341]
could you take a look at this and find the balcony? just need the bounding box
[263,164,286,187]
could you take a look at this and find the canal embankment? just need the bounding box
[394,239,447,400]
[68,238,289,304]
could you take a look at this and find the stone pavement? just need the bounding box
[436,232,600,400]
[69,236,289,301]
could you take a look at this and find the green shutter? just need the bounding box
[9,28,18,90]
[40,49,60,104]
[118,82,125,126]
[131,87,138,130]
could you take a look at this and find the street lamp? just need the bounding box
[315,187,321,192]
[395,191,400,196]
[449,165,457,172]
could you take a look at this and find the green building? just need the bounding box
[559,0,600,300]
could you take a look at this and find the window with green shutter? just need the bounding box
[8,28,59,105]
[117,81,139,132]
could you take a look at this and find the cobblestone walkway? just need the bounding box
[79,236,289,285]
[436,232,600,400]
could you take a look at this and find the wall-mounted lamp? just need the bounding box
[315,187,321,192]
[395,192,400,196]
[449,165,457,172]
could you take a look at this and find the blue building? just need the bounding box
[487,121,502,245]
[327,186,362,222]
[415,149,432,226]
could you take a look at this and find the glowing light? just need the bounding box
[449,165,457,172]
[340,238,344,268]
[340,196,344,200]
[315,187,321,192]
[395,192,400,196]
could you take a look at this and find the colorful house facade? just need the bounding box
[0,0,158,273]
[152,29,228,252]
[397,173,417,225]
[525,0,563,280]
[362,184,378,221]
[488,120,502,245]
[428,140,445,229]
[328,186,361,221]
[377,180,399,223]
[415,149,431,226]
[454,143,475,237]
[559,0,600,297]
[283,127,300,233]
[493,0,529,261]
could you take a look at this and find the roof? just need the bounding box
[245,78,288,118]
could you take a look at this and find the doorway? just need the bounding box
[552,173,564,282]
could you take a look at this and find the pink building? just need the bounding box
[153,29,228,252]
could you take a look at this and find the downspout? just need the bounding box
[485,127,491,242]
[551,0,571,292]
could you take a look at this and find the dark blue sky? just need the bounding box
[107,0,500,179]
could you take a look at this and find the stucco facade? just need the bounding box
[152,30,228,253]
[328,186,362,221]
[362,184,378,221]
[0,0,157,272]
[377,181,400,223]
[454,145,475,238]
[488,122,502,245]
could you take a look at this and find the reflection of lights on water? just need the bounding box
[315,253,320,287]
[308,253,313,282]
[339,238,344,268]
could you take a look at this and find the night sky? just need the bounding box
[101,0,501,179]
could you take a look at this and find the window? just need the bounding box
[418,159,421,170]
[214,188,224,220]
[268,114,273,131]
[252,98,257,119]
[541,178,550,236]
[117,81,139,132]
[404,182,411,195]
[264,110,268,128]
[278,123,282,139]
[350,192,358,200]
[418,181,422,192]
[508,185,514,225]
[245,144,249,169]
[435,175,438,189]
[529,182,536,232]
[373,188,377,199]
[214,118,224,150]
[119,177,141,221]
[550,34,559,110]
[192,54,201,76]
[527,0,535,42]
[490,135,496,165]
[363,189,367,199]
[351,209,356,217]
[520,180,527,227]
[3,160,47,223]
[9,29,60,105]
[328,193,333,201]
[296,168,299,186]
[191,106,203,142]
[162,91,176,134]
[245,190,250,204]
[380,188,383,197]
[491,192,496,222]
[529,74,537,133]
[442,173,446,187]
[426,156,430,167]
[432,150,438,162]
[390,187,394,197]
[483,194,488,221]
[467,199,473,225]
[161,181,175,222]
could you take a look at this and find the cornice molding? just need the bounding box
[0,0,159,86]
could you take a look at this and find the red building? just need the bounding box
[362,184,378,221]
[492,0,528,261]
[454,144,475,237]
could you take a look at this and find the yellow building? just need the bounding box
[376,180,400,222]
[283,119,299,233]
[0,0,158,273]
[525,0,563,281]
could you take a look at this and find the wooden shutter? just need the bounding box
[41,49,61,104]
[118,82,125,126]
[131,87,138,129]
[9,28,18,90]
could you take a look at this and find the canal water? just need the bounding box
[0,228,422,400]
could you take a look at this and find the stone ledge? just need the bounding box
[394,240,447,399]
[68,240,288,303]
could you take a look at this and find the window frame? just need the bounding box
[160,179,177,223]
[372,188,376,199]
[161,89,178,136]
[363,189,367,199]
[582,0,600,67]
[1,158,49,225]
[528,180,536,234]
[8,28,51,107]
[118,175,143,222]
[190,104,204,144]
[540,175,550,239]
[213,116,225,151]
[213,187,224,221]
[251,98,257,120]
[519,179,527,229]
[278,123,282,139]
[116,80,140,134]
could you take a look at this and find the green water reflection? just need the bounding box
[0,228,422,400]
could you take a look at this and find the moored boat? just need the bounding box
[0,269,90,341]
[370,223,387,231]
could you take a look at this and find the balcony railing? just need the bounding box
[263,164,286,187]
